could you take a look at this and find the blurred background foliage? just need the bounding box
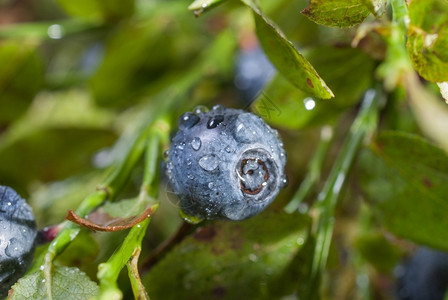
[1,0,448,299]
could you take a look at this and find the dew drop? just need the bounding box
[208,182,215,190]
[280,176,289,188]
[207,115,225,129]
[179,112,200,130]
[199,155,219,171]
[249,253,258,262]
[212,104,224,111]
[190,137,202,151]
[177,142,185,150]
[193,105,209,114]
[163,150,170,159]
[303,97,316,110]
[5,238,24,257]
[47,24,64,39]
[233,113,259,143]
[225,146,233,153]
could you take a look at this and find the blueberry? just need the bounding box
[234,46,276,103]
[396,247,448,300]
[166,105,287,221]
[0,186,37,298]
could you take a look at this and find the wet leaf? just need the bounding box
[10,266,98,300]
[188,0,227,17]
[301,0,376,28]
[360,131,448,251]
[252,46,374,129]
[242,0,334,99]
[144,211,310,300]
[0,41,44,127]
[406,0,448,82]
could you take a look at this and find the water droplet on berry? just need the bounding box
[234,113,258,143]
[179,209,203,224]
[225,146,233,153]
[177,142,185,150]
[212,104,224,111]
[207,115,225,129]
[193,105,209,114]
[5,238,24,257]
[179,112,200,130]
[280,175,289,188]
[199,155,219,171]
[190,137,201,151]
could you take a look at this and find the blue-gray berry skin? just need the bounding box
[0,186,37,298]
[396,247,448,300]
[166,105,287,221]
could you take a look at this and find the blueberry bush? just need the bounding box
[0,0,448,299]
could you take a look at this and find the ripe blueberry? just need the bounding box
[396,247,448,300]
[166,105,287,221]
[0,186,37,298]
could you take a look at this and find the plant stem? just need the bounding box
[284,126,333,214]
[306,89,380,299]
[94,121,169,300]
[391,0,409,30]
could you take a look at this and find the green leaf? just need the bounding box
[360,131,448,251]
[144,211,310,300]
[188,0,227,16]
[90,4,208,108]
[10,266,99,300]
[56,231,99,270]
[354,231,401,273]
[252,46,374,129]
[406,0,448,82]
[242,0,334,99]
[0,89,116,186]
[56,0,135,21]
[0,41,44,127]
[0,128,116,185]
[301,0,374,28]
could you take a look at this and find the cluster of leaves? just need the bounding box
[0,0,448,299]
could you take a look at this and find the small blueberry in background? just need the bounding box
[0,185,37,298]
[234,43,276,104]
[166,105,287,222]
[396,247,448,300]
